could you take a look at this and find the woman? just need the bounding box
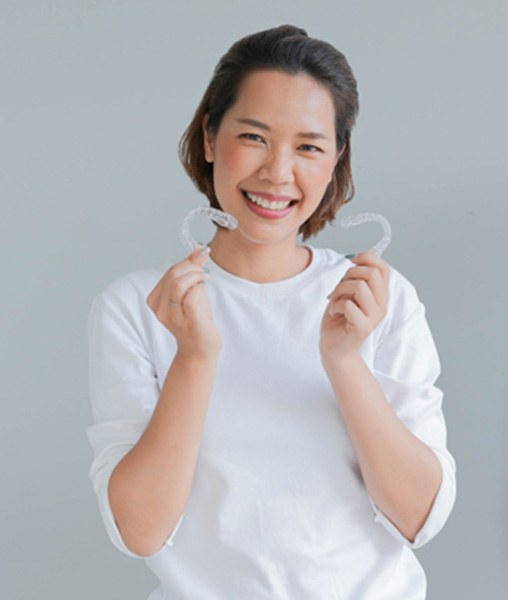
[87,24,456,599]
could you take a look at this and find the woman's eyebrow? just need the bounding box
[235,118,329,140]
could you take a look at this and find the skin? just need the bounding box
[113,69,441,556]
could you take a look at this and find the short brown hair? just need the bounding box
[179,24,359,241]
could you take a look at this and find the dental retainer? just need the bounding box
[180,207,239,252]
[180,206,392,258]
[339,212,392,257]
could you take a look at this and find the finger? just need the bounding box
[331,266,386,306]
[168,245,211,278]
[149,264,207,309]
[328,279,377,317]
[168,270,210,305]
[190,244,211,264]
[352,279,378,317]
[351,257,389,289]
[351,252,390,285]
[329,297,370,333]
[181,278,208,319]
[168,263,210,285]
[342,298,370,333]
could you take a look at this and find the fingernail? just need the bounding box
[345,253,356,259]
[199,245,211,257]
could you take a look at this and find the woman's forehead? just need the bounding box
[227,69,336,130]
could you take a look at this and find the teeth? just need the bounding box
[245,192,292,211]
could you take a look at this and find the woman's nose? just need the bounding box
[258,148,295,185]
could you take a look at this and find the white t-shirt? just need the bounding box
[86,244,456,600]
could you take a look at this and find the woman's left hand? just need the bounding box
[319,250,390,366]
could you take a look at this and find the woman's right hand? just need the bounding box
[146,245,223,358]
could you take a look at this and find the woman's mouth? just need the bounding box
[244,191,295,210]
[242,191,298,219]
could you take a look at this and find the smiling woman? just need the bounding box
[86,24,456,600]
[180,27,359,247]
[199,68,341,273]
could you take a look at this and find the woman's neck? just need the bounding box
[207,233,312,283]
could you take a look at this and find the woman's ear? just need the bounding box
[202,114,214,163]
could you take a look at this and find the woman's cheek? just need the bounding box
[213,137,252,171]
[304,160,336,189]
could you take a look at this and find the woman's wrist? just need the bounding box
[321,351,364,375]
[175,347,222,365]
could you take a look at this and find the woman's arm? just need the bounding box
[320,250,452,543]
[108,351,220,557]
[106,245,221,558]
[322,353,442,542]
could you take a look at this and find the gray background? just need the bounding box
[1,1,506,598]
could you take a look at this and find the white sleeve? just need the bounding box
[86,289,184,559]
[369,276,457,550]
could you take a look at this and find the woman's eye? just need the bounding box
[299,144,323,153]
[240,133,264,142]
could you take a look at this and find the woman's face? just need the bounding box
[203,69,340,248]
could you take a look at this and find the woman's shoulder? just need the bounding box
[379,260,427,343]
[89,259,174,317]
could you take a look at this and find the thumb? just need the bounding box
[190,244,211,263]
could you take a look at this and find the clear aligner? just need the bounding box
[339,212,392,257]
[180,206,239,252]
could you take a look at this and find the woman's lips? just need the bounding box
[243,191,296,220]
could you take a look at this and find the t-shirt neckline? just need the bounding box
[206,244,321,297]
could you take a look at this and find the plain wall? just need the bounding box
[1,1,506,598]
